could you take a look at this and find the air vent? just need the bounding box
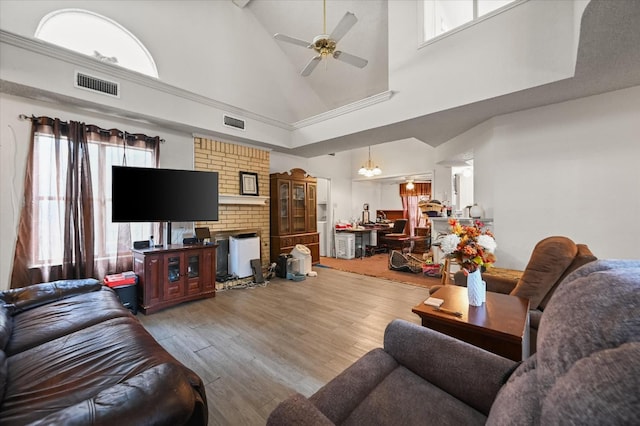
[74,71,120,97]
[223,115,245,131]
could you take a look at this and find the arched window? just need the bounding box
[35,9,158,78]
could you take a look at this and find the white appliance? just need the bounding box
[229,235,260,278]
[335,233,355,259]
[317,221,327,256]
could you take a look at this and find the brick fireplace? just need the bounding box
[193,137,271,269]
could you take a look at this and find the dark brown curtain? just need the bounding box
[11,117,160,288]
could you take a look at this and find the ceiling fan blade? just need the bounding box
[329,12,357,42]
[333,50,368,68]
[274,33,313,49]
[301,55,322,76]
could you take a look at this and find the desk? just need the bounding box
[412,285,530,361]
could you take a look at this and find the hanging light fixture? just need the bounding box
[406,180,414,190]
[358,146,382,177]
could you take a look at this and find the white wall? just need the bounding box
[440,85,640,270]
[0,93,194,290]
[380,184,403,211]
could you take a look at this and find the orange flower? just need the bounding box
[445,219,497,272]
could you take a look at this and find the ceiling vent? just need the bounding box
[74,71,120,97]
[223,115,245,131]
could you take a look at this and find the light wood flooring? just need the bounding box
[138,267,428,425]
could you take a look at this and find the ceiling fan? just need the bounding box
[273,0,368,76]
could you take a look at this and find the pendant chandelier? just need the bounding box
[358,146,382,177]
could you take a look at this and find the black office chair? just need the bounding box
[380,219,409,252]
[387,219,408,236]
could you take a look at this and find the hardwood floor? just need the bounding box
[138,267,428,425]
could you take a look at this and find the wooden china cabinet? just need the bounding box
[270,168,320,264]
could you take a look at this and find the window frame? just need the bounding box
[418,0,528,49]
[30,133,155,268]
[34,8,159,78]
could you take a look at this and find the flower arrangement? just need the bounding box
[440,218,497,273]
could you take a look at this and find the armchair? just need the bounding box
[269,319,515,425]
[268,260,639,425]
[451,236,596,352]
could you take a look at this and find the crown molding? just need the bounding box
[292,90,394,129]
[0,29,291,131]
[2,29,394,134]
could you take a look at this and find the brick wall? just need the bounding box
[193,137,270,268]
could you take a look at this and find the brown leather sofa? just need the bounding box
[451,236,596,353]
[0,279,207,425]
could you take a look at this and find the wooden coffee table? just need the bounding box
[412,285,530,361]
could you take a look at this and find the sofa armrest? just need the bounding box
[383,319,517,415]
[1,279,101,315]
[28,363,205,426]
[267,393,334,426]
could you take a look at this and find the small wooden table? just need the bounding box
[412,285,530,361]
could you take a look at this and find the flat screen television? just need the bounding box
[112,166,219,223]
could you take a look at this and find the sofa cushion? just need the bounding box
[541,342,639,424]
[309,348,398,424]
[538,244,596,310]
[342,365,487,426]
[5,287,130,356]
[1,279,101,315]
[28,363,200,426]
[0,350,7,407]
[383,319,514,416]
[0,305,11,351]
[268,393,334,426]
[0,316,184,425]
[488,260,640,425]
[509,236,578,309]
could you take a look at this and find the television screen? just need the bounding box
[112,166,219,222]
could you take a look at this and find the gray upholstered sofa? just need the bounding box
[268,259,640,425]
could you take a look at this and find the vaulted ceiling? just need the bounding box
[1,0,639,159]
[244,0,640,157]
[244,0,389,115]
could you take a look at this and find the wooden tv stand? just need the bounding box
[132,244,217,314]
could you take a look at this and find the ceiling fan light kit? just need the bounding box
[274,0,368,76]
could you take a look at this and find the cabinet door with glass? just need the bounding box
[163,253,185,300]
[291,181,307,233]
[306,182,317,232]
[276,179,291,235]
[185,250,202,296]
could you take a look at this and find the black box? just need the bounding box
[276,254,292,278]
[133,240,150,249]
[112,282,138,315]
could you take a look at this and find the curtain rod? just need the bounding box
[18,114,165,143]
